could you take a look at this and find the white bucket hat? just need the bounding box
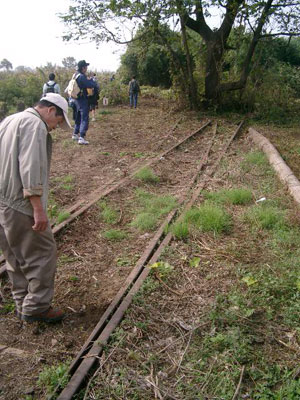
[40,93,72,131]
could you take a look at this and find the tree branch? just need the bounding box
[260,32,300,37]
[220,0,275,93]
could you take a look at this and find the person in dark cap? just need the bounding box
[72,60,98,145]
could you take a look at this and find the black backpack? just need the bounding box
[46,82,56,93]
[131,80,139,93]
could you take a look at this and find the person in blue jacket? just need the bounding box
[72,60,98,145]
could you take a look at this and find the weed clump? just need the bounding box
[184,202,232,234]
[134,166,159,183]
[131,212,157,231]
[38,362,69,396]
[242,151,268,167]
[171,221,189,240]
[205,188,252,205]
[131,190,177,231]
[103,229,127,241]
[98,201,119,224]
[244,204,285,230]
[56,211,70,224]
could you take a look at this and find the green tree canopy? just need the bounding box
[62,56,77,69]
[0,59,13,71]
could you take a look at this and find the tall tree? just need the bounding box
[0,59,13,71]
[62,57,77,69]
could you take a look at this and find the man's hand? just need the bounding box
[29,196,48,231]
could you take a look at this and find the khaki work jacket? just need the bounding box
[0,108,52,216]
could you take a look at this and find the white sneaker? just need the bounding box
[78,137,89,145]
[72,134,79,141]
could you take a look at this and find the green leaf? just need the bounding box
[242,275,258,286]
[189,257,201,268]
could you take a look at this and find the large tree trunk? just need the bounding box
[204,39,224,101]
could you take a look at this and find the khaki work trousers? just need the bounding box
[0,204,57,316]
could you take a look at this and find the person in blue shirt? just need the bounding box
[72,60,98,145]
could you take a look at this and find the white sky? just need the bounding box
[0,0,123,72]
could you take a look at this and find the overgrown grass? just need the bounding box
[241,150,269,172]
[243,203,286,230]
[204,188,253,205]
[37,362,70,397]
[131,190,177,231]
[103,229,127,241]
[185,202,231,233]
[98,201,119,224]
[56,211,71,224]
[134,166,159,183]
[171,221,189,240]
[131,212,158,231]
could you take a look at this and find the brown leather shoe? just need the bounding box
[22,307,65,323]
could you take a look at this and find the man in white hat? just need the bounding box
[0,93,72,323]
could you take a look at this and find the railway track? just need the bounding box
[46,121,245,400]
[0,120,244,400]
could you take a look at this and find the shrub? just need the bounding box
[99,80,128,105]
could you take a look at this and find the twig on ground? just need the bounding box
[179,265,197,292]
[157,322,210,354]
[175,330,193,374]
[117,207,123,224]
[0,289,5,302]
[232,365,245,400]
[199,356,217,392]
[275,338,300,353]
[144,375,179,400]
[149,364,163,400]
[154,272,183,296]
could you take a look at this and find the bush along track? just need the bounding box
[78,131,300,399]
